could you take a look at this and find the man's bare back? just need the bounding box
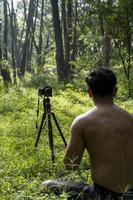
[78,103,133,192]
[64,67,133,196]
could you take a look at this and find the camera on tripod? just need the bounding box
[35,85,67,161]
[38,85,52,97]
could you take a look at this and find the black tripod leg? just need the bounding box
[35,112,46,149]
[51,112,67,147]
[48,113,55,162]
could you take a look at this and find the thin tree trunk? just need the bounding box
[103,0,113,68]
[125,7,132,97]
[19,0,36,77]
[0,18,2,62]
[14,13,19,67]
[37,0,44,68]
[98,0,104,37]
[10,0,17,84]
[27,37,34,71]
[62,0,67,60]
[65,0,72,75]
[27,0,40,72]
[3,0,8,59]
[103,36,111,67]
[71,0,78,61]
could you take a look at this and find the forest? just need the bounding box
[0,0,133,199]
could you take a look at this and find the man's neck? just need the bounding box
[93,96,114,107]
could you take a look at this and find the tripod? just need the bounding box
[35,96,67,162]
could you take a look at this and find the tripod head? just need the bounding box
[38,85,52,97]
[43,97,51,114]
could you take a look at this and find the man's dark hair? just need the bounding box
[86,67,117,97]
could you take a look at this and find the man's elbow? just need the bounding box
[63,157,80,170]
[63,157,70,169]
[63,157,72,170]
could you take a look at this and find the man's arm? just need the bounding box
[63,116,85,169]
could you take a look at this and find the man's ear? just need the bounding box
[88,88,93,98]
[113,87,117,97]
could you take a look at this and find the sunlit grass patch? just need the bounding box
[0,85,132,199]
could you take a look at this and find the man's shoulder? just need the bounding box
[129,113,133,121]
[114,104,133,124]
[115,104,133,116]
[71,107,97,127]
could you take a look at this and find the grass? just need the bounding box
[0,84,133,199]
[0,86,93,200]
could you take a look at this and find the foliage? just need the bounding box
[1,0,133,198]
[1,0,133,95]
[0,59,10,72]
[0,76,133,199]
[22,67,58,88]
[0,85,92,200]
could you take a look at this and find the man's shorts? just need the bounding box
[42,180,133,200]
[82,183,133,200]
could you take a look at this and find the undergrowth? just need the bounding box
[0,86,92,200]
[0,85,133,199]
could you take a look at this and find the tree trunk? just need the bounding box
[62,0,67,59]
[66,0,72,76]
[19,0,36,77]
[71,0,78,61]
[1,0,12,85]
[0,19,2,62]
[37,0,44,68]
[98,0,104,38]
[10,0,17,84]
[103,36,111,67]
[14,13,20,67]
[50,0,68,83]
[3,0,8,59]
[61,0,72,79]
[103,0,113,68]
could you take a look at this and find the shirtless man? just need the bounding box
[63,67,133,199]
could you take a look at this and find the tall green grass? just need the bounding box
[0,86,93,199]
[0,85,133,199]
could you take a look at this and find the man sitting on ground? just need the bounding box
[63,67,133,199]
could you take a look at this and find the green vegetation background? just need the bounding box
[1,67,133,200]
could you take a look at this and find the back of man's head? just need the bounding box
[86,67,117,97]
